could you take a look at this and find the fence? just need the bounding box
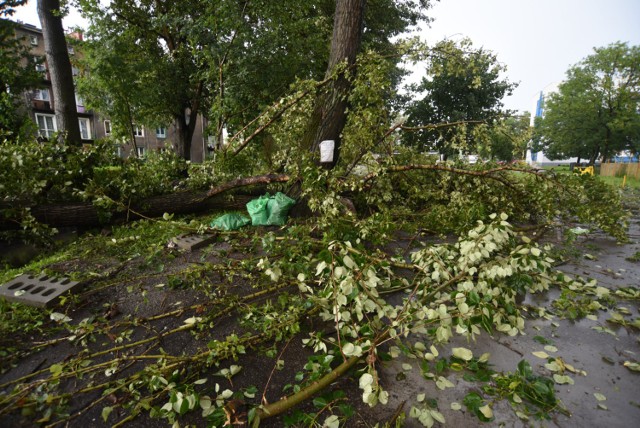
[600,162,640,179]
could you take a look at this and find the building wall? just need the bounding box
[12,21,209,163]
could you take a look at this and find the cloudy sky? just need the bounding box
[11,0,640,113]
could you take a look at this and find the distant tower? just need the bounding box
[527,83,573,166]
[528,91,545,162]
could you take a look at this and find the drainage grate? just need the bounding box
[0,274,81,308]
[172,234,218,251]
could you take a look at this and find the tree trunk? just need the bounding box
[175,104,199,160]
[37,0,81,145]
[305,0,366,168]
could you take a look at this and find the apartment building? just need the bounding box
[12,21,209,162]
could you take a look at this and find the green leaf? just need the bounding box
[553,374,574,385]
[49,363,63,377]
[594,393,606,402]
[452,347,473,361]
[101,406,113,423]
[479,405,493,419]
[517,360,533,377]
[359,373,374,389]
[532,351,549,359]
[313,396,328,408]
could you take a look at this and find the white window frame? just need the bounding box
[30,35,38,46]
[134,125,144,137]
[104,120,112,135]
[136,147,146,157]
[34,88,50,101]
[78,118,91,140]
[156,127,167,138]
[35,113,57,138]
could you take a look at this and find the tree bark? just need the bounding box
[304,0,366,168]
[37,0,81,145]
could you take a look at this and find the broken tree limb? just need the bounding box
[1,173,292,229]
[257,355,362,421]
[204,174,290,199]
[360,164,547,191]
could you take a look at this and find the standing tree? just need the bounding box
[37,0,81,144]
[404,38,516,158]
[304,0,366,168]
[0,1,41,140]
[535,42,640,164]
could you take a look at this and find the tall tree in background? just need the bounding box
[0,1,41,139]
[479,113,531,162]
[37,0,81,144]
[404,38,515,158]
[535,42,640,164]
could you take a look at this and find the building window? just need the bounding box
[136,147,146,157]
[67,45,74,55]
[33,88,50,101]
[134,125,144,137]
[78,118,91,140]
[104,120,112,135]
[75,93,85,113]
[30,35,38,46]
[35,58,46,73]
[156,127,166,138]
[35,113,56,138]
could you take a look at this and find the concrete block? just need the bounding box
[171,233,218,251]
[0,274,81,308]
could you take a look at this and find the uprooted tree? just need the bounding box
[0,1,632,427]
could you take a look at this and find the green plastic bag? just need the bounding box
[246,192,296,226]
[246,194,271,226]
[210,213,250,231]
[267,192,296,226]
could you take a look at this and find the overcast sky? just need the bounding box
[11,0,640,114]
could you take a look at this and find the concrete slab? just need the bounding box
[171,233,218,251]
[0,274,81,308]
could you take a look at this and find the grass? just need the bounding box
[600,175,640,189]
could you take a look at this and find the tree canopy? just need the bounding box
[76,0,433,161]
[403,38,516,157]
[478,113,531,162]
[534,42,640,164]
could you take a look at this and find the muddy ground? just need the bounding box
[1,202,639,427]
